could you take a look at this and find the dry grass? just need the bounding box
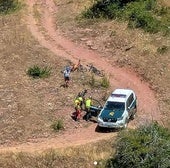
[0,6,112,146]
[0,138,115,168]
[162,0,170,6]
[0,0,170,166]
[0,11,67,144]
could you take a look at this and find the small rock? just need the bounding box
[91,46,98,50]
[80,38,88,41]
[86,40,93,47]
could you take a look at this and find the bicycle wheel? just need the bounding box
[78,65,87,73]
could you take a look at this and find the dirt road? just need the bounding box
[0,0,162,153]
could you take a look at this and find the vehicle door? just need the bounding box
[126,93,135,117]
[90,98,103,117]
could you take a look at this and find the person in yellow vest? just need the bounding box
[84,96,92,121]
[74,98,82,121]
[77,94,83,110]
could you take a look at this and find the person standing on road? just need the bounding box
[84,96,92,121]
[63,66,71,87]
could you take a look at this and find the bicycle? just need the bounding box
[76,64,88,73]
[86,64,104,77]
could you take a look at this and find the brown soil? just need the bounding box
[0,0,165,153]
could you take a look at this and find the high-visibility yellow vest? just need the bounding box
[74,99,80,106]
[85,99,92,108]
[78,97,83,102]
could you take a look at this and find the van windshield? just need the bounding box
[105,101,125,111]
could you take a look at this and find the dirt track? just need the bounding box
[0,0,163,153]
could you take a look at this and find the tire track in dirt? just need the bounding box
[0,0,162,153]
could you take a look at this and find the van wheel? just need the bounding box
[96,125,104,132]
[131,113,136,120]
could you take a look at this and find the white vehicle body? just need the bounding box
[97,89,137,129]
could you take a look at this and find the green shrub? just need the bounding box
[51,119,64,132]
[89,74,96,88]
[125,1,160,33]
[128,10,160,33]
[82,0,170,34]
[155,6,168,16]
[144,0,156,11]
[0,0,21,14]
[100,76,110,88]
[106,122,170,168]
[157,45,168,54]
[27,65,51,79]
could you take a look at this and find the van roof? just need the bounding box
[107,89,134,103]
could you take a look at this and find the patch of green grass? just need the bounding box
[27,65,52,79]
[100,76,110,88]
[51,119,64,132]
[0,0,22,14]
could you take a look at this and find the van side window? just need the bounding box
[127,93,134,108]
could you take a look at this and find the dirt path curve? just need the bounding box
[27,0,160,120]
[0,0,162,153]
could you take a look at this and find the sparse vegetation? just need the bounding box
[82,0,170,34]
[100,76,110,88]
[0,0,170,167]
[106,122,170,168]
[157,45,168,54]
[27,65,51,78]
[0,0,21,14]
[89,74,96,88]
[51,119,64,132]
[88,74,110,88]
[0,139,115,168]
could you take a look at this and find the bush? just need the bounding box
[155,6,168,16]
[27,65,51,79]
[0,0,21,14]
[100,76,110,88]
[82,0,169,34]
[51,119,64,132]
[127,9,160,33]
[106,122,170,168]
[157,45,168,54]
[125,1,160,33]
[89,74,96,88]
